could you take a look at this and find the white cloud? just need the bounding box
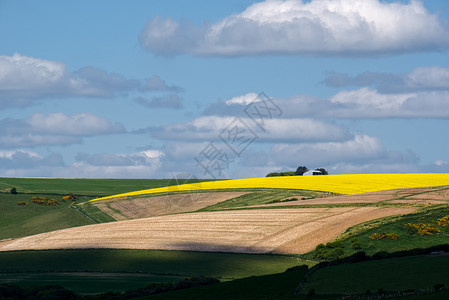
[135,94,183,109]
[208,88,449,119]
[0,112,125,148]
[0,149,166,179]
[329,88,413,112]
[57,150,164,178]
[0,150,63,170]
[405,66,449,90]
[144,75,183,92]
[140,0,449,56]
[271,134,387,166]
[327,162,421,174]
[0,54,183,108]
[327,88,449,118]
[26,112,125,136]
[324,66,449,92]
[148,116,351,142]
[0,54,131,99]
[75,150,163,167]
[225,93,259,105]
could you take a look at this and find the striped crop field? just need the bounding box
[89,173,449,202]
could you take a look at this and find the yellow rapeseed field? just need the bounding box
[89,173,449,202]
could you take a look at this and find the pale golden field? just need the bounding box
[95,192,248,220]
[89,173,449,202]
[0,206,415,254]
[2,176,447,255]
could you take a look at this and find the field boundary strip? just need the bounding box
[88,173,449,203]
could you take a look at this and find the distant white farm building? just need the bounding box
[303,170,323,176]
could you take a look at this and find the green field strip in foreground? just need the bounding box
[0,272,184,295]
[0,249,312,281]
[138,254,449,300]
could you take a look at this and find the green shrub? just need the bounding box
[351,237,361,250]
[326,240,344,249]
[315,242,345,260]
[10,187,17,194]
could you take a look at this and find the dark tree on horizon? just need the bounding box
[295,166,309,176]
[316,168,328,175]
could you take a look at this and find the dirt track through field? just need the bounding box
[0,207,415,254]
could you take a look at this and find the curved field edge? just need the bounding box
[0,206,416,254]
[79,189,329,222]
[302,205,449,260]
[88,173,449,202]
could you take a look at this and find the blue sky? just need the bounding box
[1,0,449,179]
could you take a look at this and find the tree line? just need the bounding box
[266,165,328,177]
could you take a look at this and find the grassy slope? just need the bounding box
[146,268,310,300]
[0,178,208,239]
[0,273,184,295]
[144,255,449,299]
[300,206,449,259]
[0,249,309,279]
[303,255,449,294]
[0,193,92,240]
[0,249,310,294]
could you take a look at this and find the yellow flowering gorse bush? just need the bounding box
[437,215,449,227]
[404,223,440,236]
[369,233,400,240]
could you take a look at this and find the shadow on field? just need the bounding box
[0,248,300,280]
[165,241,267,254]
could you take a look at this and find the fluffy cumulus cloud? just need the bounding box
[206,85,449,119]
[146,116,352,142]
[259,134,421,176]
[324,66,449,93]
[327,88,449,118]
[271,134,381,165]
[135,94,183,109]
[0,149,165,178]
[0,150,64,177]
[140,0,449,56]
[61,150,164,178]
[0,112,125,147]
[0,54,182,109]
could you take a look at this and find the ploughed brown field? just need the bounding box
[253,186,449,207]
[0,206,415,254]
[93,192,249,220]
[4,186,447,254]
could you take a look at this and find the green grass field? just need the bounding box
[300,206,449,261]
[143,254,449,299]
[146,268,310,300]
[0,193,92,240]
[0,272,184,295]
[0,249,309,279]
[2,177,449,298]
[303,255,449,294]
[0,177,211,239]
[0,249,310,294]
[0,177,207,198]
